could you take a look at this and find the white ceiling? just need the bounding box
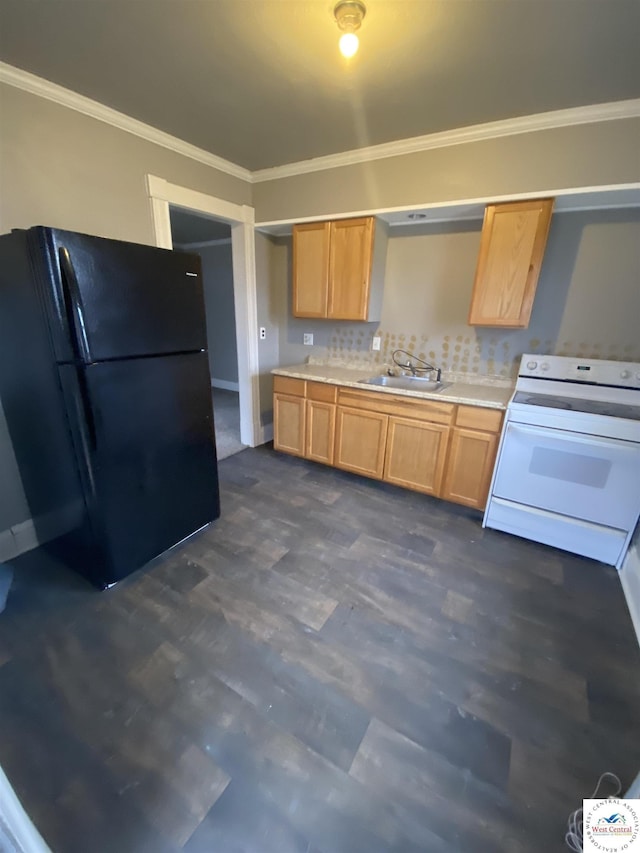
[0,0,638,171]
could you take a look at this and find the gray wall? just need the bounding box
[373,208,640,377]
[260,210,640,416]
[198,242,238,384]
[253,119,640,222]
[2,78,638,535]
[0,84,251,241]
[0,83,252,539]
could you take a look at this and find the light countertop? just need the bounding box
[272,363,514,410]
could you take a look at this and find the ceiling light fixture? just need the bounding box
[334,0,366,58]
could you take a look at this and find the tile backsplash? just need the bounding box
[275,209,640,383]
[325,326,640,378]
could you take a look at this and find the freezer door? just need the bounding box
[70,352,219,585]
[31,227,207,363]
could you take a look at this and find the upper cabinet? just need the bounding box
[468,198,554,328]
[292,221,331,318]
[292,216,388,321]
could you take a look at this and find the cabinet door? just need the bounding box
[293,222,330,317]
[468,198,554,328]
[442,427,499,510]
[335,406,388,479]
[384,417,450,496]
[306,400,336,465]
[273,393,306,457]
[328,218,374,320]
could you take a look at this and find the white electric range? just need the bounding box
[484,354,640,568]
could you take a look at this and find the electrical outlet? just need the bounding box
[259,327,266,340]
[303,333,314,346]
[372,335,381,351]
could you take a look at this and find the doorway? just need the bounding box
[170,208,246,460]
[146,174,261,449]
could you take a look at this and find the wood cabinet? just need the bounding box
[335,407,388,479]
[306,382,336,465]
[334,386,453,485]
[273,377,336,464]
[468,198,554,328]
[384,417,450,496]
[273,376,306,457]
[273,378,502,511]
[292,222,330,317]
[292,217,388,321]
[441,405,503,510]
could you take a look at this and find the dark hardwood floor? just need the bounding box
[0,445,639,852]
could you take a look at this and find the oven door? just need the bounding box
[492,422,640,529]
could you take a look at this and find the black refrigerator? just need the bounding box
[0,226,220,588]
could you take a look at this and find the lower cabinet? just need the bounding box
[273,376,307,457]
[273,378,503,511]
[273,393,306,456]
[335,407,388,478]
[441,406,502,509]
[384,416,450,496]
[306,399,336,464]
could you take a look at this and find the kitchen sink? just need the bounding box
[358,375,452,393]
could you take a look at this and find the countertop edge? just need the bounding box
[272,366,512,411]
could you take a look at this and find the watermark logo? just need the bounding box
[584,799,640,851]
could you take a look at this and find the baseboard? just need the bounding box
[211,378,239,392]
[0,521,38,562]
[0,528,19,562]
[0,501,84,562]
[620,532,640,651]
[258,423,274,445]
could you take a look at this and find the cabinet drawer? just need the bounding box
[338,387,454,425]
[455,405,503,432]
[273,375,306,397]
[307,381,337,403]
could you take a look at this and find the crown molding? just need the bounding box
[2,61,638,188]
[254,183,640,235]
[251,99,640,183]
[0,61,252,183]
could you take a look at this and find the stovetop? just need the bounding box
[512,392,640,420]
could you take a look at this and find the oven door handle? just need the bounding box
[507,422,638,451]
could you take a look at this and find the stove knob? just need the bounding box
[540,362,550,371]
[620,370,631,379]
[526,360,538,370]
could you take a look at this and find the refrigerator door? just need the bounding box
[58,352,219,585]
[30,227,207,364]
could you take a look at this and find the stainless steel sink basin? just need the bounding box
[358,375,451,393]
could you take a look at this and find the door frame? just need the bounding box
[146,174,260,447]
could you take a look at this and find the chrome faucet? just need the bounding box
[392,349,441,382]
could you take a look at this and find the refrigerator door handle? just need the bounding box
[72,372,98,496]
[59,247,92,363]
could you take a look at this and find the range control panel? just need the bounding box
[518,354,640,388]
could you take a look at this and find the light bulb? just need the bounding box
[339,32,359,58]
